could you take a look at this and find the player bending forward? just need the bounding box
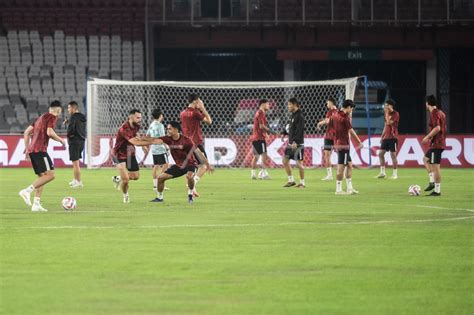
[317,97,338,180]
[422,95,446,196]
[19,101,65,212]
[111,109,162,203]
[330,99,363,195]
[282,98,305,188]
[152,121,213,204]
[376,99,399,179]
[250,99,272,180]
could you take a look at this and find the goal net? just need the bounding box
[86,77,360,169]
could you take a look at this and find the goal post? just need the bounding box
[86,77,363,169]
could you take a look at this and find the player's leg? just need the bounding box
[282,154,295,187]
[345,162,358,194]
[155,172,173,201]
[129,171,140,181]
[423,150,435,191]
[193,145,207,196]
[260,151,270,179]
[295,146,305,188]
[115,162,130,202]
[390,151,398,179]
[30,170,54,212]
[186,170,196,203]
[377,149,386,178]
[322,139,333,180]
[19,153,55,210]
[428,149,443,196]
[335,163,345,194]
[336,150,352,194]
[70,160,83,187]
[251,154,259,180]
[69,142,84,187]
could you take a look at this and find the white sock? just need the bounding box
[261,168,267,176]
[300,179,305,185]
[336,180,342,192]
[33,197,40,204]
[327,167,332,176]
[188,189,193,195]
[434,183,441,193]
[380,166,386,174]
[288,176,294,182]
[158,191,163,199]
[25,185,35,193]
[251,169,256,176]
[393,169,398,177]
[194,175,200,184]
[346,178,353,190]
[153,178,158,190]
[429,172,434,183]
[123,193,128,198]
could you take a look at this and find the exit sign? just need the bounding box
[330,50,382,60]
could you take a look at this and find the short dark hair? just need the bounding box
[188,93,200,104]
[129,109,141,115]
[342,99,355,109]
[259,99,269,106]
[168,121,182,132]
[327,97,337,106]
[288,97,300,107]
[426,95,437,106]
[385,99,396,107]
[68,101,78,108]
[49,100,62,108]
[152,108,163,120]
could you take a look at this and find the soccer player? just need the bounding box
[146,108,169,197]
[65,101,86,188]
[111,109,162,203]
[317,97,338,180]
[152,121,213,203]
[180,93,212,197]
[331,99,363,195]
[19,101,65,212]
[376,99,399,179]
[250,99,272,180]
[422,95,446,196]
[282,97,305,188]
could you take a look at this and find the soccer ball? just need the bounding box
[408,185,421,196]
[62,196,77,211]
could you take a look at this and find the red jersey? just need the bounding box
[250,109,268,141]
[180,107,205,146]
[28,113,58,153]
[381,110,400,140]
[429,108,446,149]
[112,121,140,160]
[331,110,352,149]
[160,135,197,168]
[324,108,338,140]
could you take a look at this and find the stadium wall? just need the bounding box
[1,135,473,168]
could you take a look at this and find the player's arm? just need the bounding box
[317,117,330,129]
[23,125,34,156]
[197,100,212,125]
[194,147,214,173]
[47,128,65,145]
[349,128,363,149]
[422,125,441,144]
[128,136,163,146]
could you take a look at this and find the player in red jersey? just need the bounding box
[19,101,65,212]
[250,99,272,180]
[180,93,212,197]
[151,121,213,204]
[376,99,400,179]
[317,97,338,181]
[422,95,447,196]
[330,99,363,195]
[111,109,162,203]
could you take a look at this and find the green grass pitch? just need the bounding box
[0,167,473,314]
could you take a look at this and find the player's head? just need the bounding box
[259,99,270,111]
[128,109,142,125]
[67,101,79,115]
[48,100,62,116]
[426,95,437,111]
[188,93,200,108]
[327,97,337,109]
[384,99,395,112]
[341,99,355,113]
[152,108,164,121]
[287,97,300,112]
[167,120,182,137]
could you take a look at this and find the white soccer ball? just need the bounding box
[408,185,421,196]
[62,196,77,211]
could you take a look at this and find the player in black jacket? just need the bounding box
[281,97,305,188]
[66,101,86,188]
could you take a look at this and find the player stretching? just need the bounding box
[331,100,363,195]
[180,93,212,197]
[250,99,272,180]
[19,101,65,212]
[282,98,305,188]
[111,109,162,203]
[146,108,169,197]
[66,101,86,188]
[152,121,213,203]
[422,95,446,196]
[317,97,338,180]
[376,99,399,179]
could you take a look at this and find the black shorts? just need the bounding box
[284,145,304,161]
[193,144,207,165]
[425,149,444,164]
[323,138,334,151]
[337,150,352,165]
[112,155,139,172]
[153,153,169,166]
[29,152,54,175]
[380,138,398,152]
[252,140,267,155]
[165,164,197,178]
[68,141,85,161]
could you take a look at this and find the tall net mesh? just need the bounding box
[86,78,359,168]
